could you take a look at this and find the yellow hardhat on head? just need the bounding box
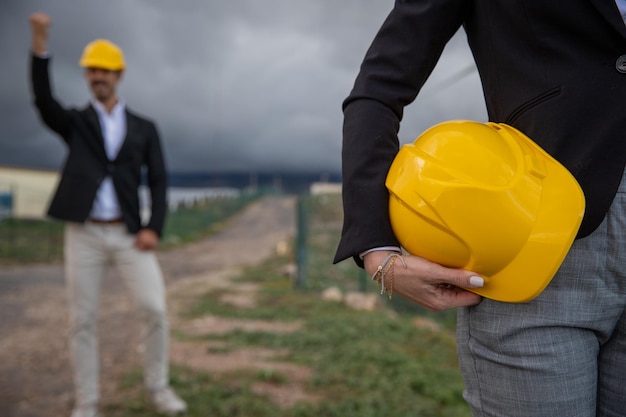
[386,120,585,303]
[79,39,125,71]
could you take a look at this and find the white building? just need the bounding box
[0,165,59,219]
[309,182,342,195]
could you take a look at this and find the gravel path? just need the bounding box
[0,196,297,417]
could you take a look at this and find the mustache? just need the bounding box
[90,81,109,88]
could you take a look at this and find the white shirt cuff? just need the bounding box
[359,246,402,259]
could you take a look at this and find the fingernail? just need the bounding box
[469,276,484,288]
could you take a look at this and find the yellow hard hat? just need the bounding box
[386,120,585,302]
[79,39,125,71]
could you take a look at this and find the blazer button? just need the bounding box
[106,164,116,175]
[617,55,626,73]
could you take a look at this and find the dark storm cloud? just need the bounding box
[0,0,486,174]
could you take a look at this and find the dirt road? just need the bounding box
[0,196,297,417]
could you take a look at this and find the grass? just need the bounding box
[103,193,471,417]
[161,190,262,247]
[0,191,262,264]
[0,218,64,263]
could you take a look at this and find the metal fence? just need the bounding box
[293,192,369,292]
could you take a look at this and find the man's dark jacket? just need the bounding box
[335,0,626,264]
[30,55,168,235]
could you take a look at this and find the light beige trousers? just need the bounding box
[64,222,169,407]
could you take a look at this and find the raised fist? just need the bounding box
[29,12,52,54]
[29,12,52,33]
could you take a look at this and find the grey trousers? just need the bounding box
[64,223,169,407]
[457,169,626,417]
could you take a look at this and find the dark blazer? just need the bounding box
[30,55,168,235]
[335,0,626,264]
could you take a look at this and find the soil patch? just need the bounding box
[0,196,313,417]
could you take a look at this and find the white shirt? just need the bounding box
[89,99,126,220]
[617,0,626,24]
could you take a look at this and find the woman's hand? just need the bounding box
[363,251,484,311]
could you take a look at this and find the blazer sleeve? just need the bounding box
[29,54,73,141]
[144,121,168,236]
[334,0,469,265]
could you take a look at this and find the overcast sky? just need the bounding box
[1,0,487,175]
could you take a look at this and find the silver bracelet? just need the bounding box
[371,252,401,295]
